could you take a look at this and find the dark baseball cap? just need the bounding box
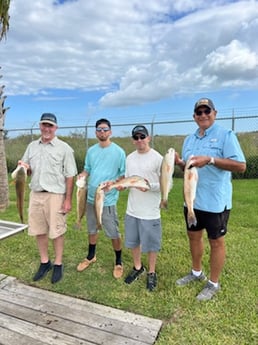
[131,125,149,137]
[194,98,215,112]
[39,113,57,126]
[95,118,111,129]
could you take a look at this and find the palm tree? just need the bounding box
[0,79,9,210]
[0,0,11,211]
[0,0,10,40]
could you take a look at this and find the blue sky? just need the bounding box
[2,0,258,136]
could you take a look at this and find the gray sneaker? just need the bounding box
[176,271,207,286]
[196,282,220,301]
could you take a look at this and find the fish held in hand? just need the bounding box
[160,148,175,209]
[107,175,150,191]
[184,157,198,227]
[11,162,29,224]
[74,175,87,230]
[94,182,107,230]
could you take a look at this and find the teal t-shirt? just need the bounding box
[84,142,126,206]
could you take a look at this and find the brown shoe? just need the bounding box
[77,256,97,272]
[113,264,123,279]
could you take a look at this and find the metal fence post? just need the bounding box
[151,115,155,148]
[232,109,235,131]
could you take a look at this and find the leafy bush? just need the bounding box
[233,155,258,179]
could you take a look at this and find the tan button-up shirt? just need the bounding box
[22,136,77,193]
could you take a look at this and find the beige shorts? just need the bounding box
[28,191,67,239]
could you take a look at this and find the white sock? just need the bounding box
[192,269,202,277]
[208,280,219,288]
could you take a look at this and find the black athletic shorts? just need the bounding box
[184,206,230,239]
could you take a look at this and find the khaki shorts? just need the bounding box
[28,191,67,239]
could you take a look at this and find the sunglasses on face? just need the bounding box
[96,127,110,132]
[195,108,212,116]
[132,134,147,140]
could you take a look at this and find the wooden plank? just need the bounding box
[0,289,153,342]
[0,325,46,345]
[0,273,7,281]
[0,299,148,345]
[0,275,16,288]
[3,279,162,339]
[0,314,94,345]
[0,277,162,345]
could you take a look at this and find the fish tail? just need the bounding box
[159,200,168,209]
[17,195,24,223]
[187,211,197,227]
[96,223,102,230]
[73,222,81,230]
[16,181,25,224]
[13,166,27,224]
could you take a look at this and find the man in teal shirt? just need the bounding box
[175,98,246,301]
[77,118,126,279]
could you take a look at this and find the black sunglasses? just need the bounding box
[96,127,110,132]
[132,134,147,140]
[195,108,212,116]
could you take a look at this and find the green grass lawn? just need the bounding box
[1,177,257,344]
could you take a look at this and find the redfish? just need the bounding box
[11,163,29,224]
[74,175,87,230]
[107,175,150,191]
[160,148,175,209]
[94,182,107,230]
[184,157,198,227]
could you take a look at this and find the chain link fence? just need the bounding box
[5,113,258,178]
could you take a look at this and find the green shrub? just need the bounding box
[233,155,258,179]
[5,133,258,179]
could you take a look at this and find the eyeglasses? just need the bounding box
[96,127,110,132]
[132,134,147,140]
[195,109,212,116]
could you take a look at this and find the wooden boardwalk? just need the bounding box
[0,274,162,345]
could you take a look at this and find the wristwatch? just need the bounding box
[208,157,215,165]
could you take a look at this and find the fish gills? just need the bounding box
[74,176,87,230]
[160,148,175,209]
[184,158,198,227]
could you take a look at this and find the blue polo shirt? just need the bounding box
[182,123,246,212]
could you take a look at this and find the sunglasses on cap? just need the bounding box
[96,127,110,132]
[132,134,147,140]
[195,108,212,116]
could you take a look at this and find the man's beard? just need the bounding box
[98,137,108,142]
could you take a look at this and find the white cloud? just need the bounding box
[2,0,258,108]
[204,40,258,80]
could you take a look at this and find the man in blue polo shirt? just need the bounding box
[175,98,246,301]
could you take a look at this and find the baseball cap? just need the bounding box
[131,125,149,137]
[95,118,111,129]
[194,98,215,112]
[39,113,57,126]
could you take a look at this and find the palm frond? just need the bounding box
[0,0,11,40]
